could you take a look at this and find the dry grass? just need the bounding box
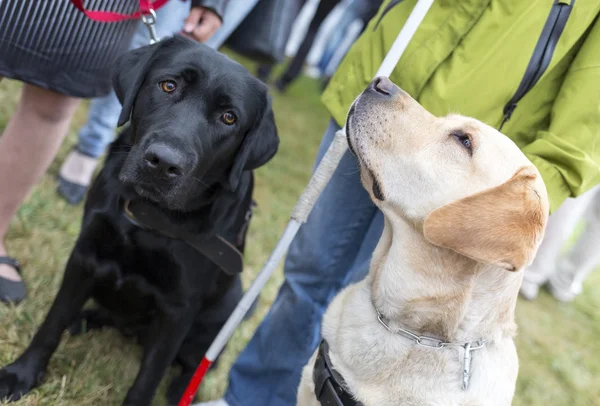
[1,58,599,406]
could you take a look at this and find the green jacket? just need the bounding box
[322,0,600,212]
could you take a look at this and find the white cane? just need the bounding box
[180,1,435,404]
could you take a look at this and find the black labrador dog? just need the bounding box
[0,36,278,405]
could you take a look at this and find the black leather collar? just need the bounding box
[122,199,248,276]
[313,339,363,406]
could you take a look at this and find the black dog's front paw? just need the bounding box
[0,362,44,402]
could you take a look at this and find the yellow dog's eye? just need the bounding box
[221,112,237,125]
[159,80,177,93]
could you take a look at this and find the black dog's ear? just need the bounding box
[228,95,279,190]
[113,42,160,127]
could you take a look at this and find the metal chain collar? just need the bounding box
[373,301,488,390]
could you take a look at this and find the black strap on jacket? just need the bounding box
[313,340,364,406]
[499,0,575,130]
[122,199,251,276]
[373,0,575,131]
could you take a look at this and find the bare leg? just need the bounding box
[0,84,80,282]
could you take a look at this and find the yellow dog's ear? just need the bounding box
[423,167,548,271]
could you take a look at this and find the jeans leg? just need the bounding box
[76,0,189,158]
[317,10,357,74]
[224,120,378,406]
[278,0,340,86]
[77,93,122,158]
[318,28,342,74]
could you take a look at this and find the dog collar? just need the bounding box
[122,199,248,276]
[373,300,488,390]
[313,339,363,406]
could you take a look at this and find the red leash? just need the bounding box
[69,0,170,22]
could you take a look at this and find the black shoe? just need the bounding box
[274,78,288,93]
[0,256,26,304]
[256,64,273,83]
[57,175,88,205]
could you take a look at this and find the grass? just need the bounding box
[1,56,599,406]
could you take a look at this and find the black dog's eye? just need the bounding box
[159,80,177,93]
[451,131,473,154]
[221,112,237,126]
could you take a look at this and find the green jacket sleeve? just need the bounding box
[522,18,600,213]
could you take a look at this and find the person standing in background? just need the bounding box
[257,0,340,92]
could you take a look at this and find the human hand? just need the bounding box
[183,7,222,42]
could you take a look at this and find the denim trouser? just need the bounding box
[77,0,190,158]
[224,121,383,406]
[317,5,362,75]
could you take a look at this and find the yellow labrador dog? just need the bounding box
[297,77,549,406]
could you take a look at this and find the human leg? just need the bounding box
[57,92,122,204]
[275,0,341,91]
[0,85,80,300]
[547,186,600,301]
[317,8,358,74]
[520,188,597,300]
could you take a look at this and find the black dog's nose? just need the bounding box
[371,76,397,96]
[143,144,184,178]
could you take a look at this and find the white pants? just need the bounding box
[523,185,600,297]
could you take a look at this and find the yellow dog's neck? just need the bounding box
[369,215,521,344]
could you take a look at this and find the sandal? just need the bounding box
[0,256,26,304]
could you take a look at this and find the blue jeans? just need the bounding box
[317,5,362,75]
[77,0,190,158]
[224,120,383,406]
